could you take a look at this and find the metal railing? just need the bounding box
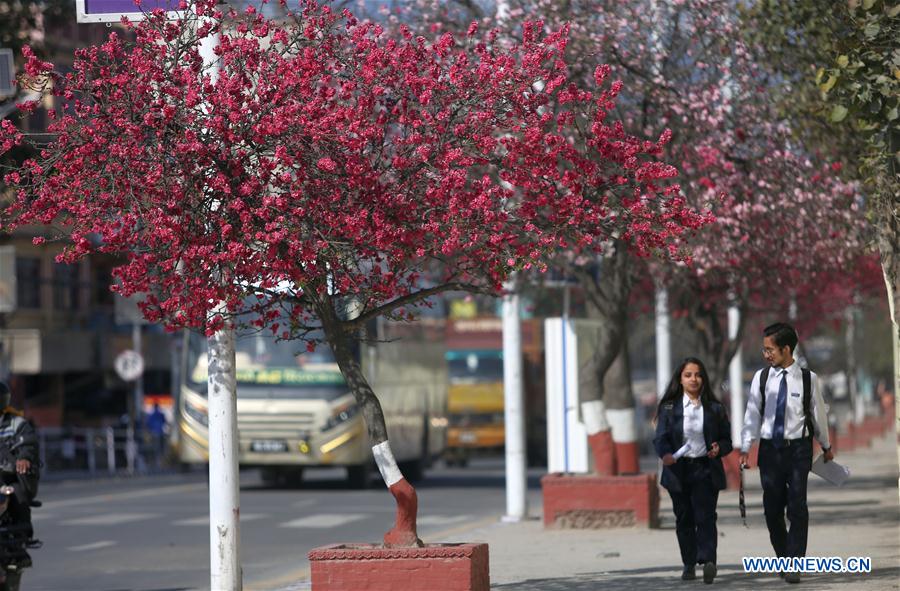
[36,426,170,477]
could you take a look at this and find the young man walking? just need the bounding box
[739,323,834,584]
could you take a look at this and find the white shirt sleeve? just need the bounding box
[741,369,762,453]
[810,372,831,449]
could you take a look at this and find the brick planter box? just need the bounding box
[541,472,660,528]
[308,543,489,591]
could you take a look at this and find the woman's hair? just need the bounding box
[656,357,719,415]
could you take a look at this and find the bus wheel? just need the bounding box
[346,463,372,489]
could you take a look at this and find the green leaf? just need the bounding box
[888,4,900,17]
[864,22,880,38]
[862,0,875,9]
[837,55,850,67]
[816,67,826,84]
[821,74,839,93]
[888,107,899,121]
[831,104,849,122]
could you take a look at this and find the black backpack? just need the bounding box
[759,366,814,439]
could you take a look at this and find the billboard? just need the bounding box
[75,0,183,23]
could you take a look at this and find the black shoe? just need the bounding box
[682,565,696,580]
[703,562,717,584]
[785,572,801,584]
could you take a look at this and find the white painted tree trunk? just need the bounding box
[502,282,527,521]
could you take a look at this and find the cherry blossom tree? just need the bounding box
[393,1,872,474]
[1,0,704,549]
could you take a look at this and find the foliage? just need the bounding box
[0,0,705,342]
[742,0,898,193]
[397,1,872,387]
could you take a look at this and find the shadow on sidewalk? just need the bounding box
[492,565,900,590]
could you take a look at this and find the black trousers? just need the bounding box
[667,458,719,566]
[1,473,33,540]
[758,438,813,558]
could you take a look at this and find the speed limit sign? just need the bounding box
[114,350,144,381]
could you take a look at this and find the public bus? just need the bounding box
[173,318,448,487]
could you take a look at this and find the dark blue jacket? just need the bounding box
[653,398,733,492]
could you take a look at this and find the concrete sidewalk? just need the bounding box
[448,429,899,590]
[284,428,898,590]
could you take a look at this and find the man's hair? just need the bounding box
[764,322,799,353]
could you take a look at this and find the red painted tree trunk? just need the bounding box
[319,300,422,548]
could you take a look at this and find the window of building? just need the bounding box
[92,263,115,307]
[15,257,41,309]
[53,262,81,310]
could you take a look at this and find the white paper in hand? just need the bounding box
[811,454,850,486]
[673,443,692,460]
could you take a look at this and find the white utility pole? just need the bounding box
[206,307,241,590]
[502,280,527,521]
[655,286,671,399]
[728,305,744,448]
[199,24,242,591]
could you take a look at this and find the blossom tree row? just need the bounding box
[1,0,705,547]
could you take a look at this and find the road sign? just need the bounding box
[75,0,182,23]
[115,349,144,381]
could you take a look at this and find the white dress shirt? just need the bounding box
[740,361,830,453]
[682,395,707,458]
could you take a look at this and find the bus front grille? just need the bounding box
[238,412,319,436]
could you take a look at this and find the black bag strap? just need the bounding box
[802,368,814,439]
[758,366,771,417]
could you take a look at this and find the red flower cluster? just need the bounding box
[1,0,704,337]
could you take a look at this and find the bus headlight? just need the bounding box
[323,403,359,431]
[185,399,209,427]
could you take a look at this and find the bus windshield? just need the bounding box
[446,350,504,385]
[186,330,346,396]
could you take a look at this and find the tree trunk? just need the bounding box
[317,298,422,548]
[603,337,638,474]
[575,242,634,475]
[873,187,900,471]
[686,290,746,397]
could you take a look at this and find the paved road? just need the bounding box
[23,458,543,591]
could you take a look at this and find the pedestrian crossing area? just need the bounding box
[34,510,477,552]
